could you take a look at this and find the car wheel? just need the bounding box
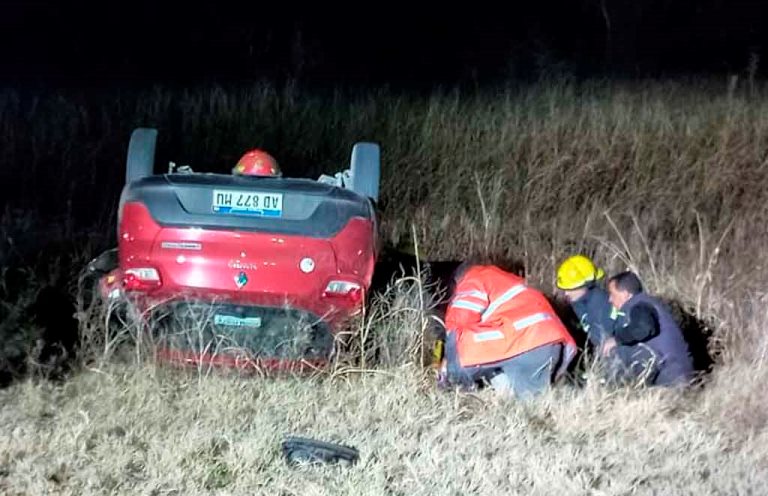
[349,142,380,202]
[126,127,158,184]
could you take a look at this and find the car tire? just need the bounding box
[126,127,158,184]
[349,142,380,202]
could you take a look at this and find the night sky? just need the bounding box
[2,1,767,87]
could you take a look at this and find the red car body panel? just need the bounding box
[118,201,373,320]
[103,173,378,370]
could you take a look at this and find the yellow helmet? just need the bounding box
[556,255,605,290]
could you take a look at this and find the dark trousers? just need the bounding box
[445,332,563,398]
[603,344,656,386]
[608,344,693,387]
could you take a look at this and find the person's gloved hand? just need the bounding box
[601,337,618,356]
[436,359,450,390]
[437,371,450,390]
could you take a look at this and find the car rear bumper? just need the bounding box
[100,268,362,326]
[99,272,352,369]
[152,300,335,359]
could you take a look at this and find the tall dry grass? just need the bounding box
[1,79,768,494]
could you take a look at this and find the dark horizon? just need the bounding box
[2,1,767,88]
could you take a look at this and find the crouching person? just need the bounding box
[439,263,577,399]
[603,271,694,387]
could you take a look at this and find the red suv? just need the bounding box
[92,128,381,370]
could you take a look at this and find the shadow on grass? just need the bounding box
[0,234,108,388]
[0,270,80,388]
[664,299,717,374]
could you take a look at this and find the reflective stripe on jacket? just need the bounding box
[445,265,576,376]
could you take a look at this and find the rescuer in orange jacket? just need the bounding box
[440,264,577,398]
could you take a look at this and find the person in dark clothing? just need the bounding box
[557,255,616,350]
[568,284,616,349]
[603,272,695,387]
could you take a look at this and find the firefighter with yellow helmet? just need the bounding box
[556,255,616,352]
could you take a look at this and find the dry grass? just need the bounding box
[1,79,768,493]
[1,362,766,495]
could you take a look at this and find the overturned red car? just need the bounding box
[93,128,381,370]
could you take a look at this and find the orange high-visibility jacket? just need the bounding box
[445,265,576,376]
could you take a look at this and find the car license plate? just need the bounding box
[212,190,283,217]
[214,314,262,328]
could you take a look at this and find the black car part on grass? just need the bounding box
[281,436,360,466]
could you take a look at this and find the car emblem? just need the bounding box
[234,271,248,289]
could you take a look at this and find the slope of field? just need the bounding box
[1,79,767,494]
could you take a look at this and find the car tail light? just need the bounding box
[323,280,363,304]
[123,267,162,291]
